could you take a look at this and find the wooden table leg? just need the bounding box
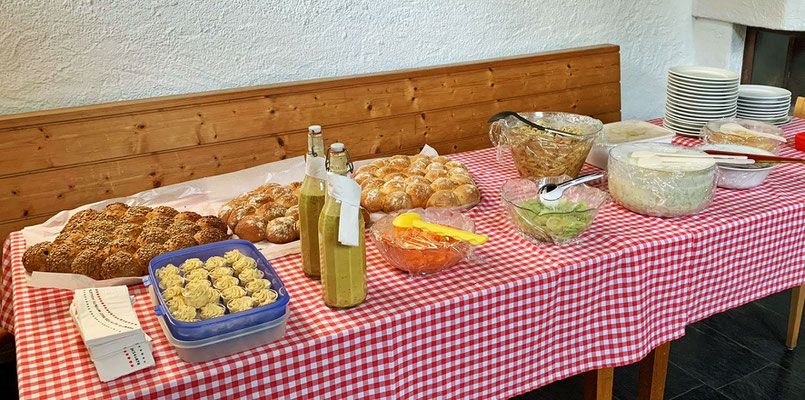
[638,342,670,400]
[584,367,613,400]
[786,285,805,349]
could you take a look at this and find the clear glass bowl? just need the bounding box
[702,118,784,153]
[369,208,476,275]
[489,112,603,179]
[500,176,609,245]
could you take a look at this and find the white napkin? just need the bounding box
[305,155,327,180]
[326,172,362,247]
[70,286,155,381]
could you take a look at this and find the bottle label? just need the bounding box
[326,172,362,247]
[305,156,327,180]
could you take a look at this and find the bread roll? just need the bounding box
[121,206,152,224]
[235,215,267,242]
[449,173,474,185]
[54,231,84,246]
[174,211,202,223]
[167,220,202,237]
[445,161,466,170]
[101,203,129,220]
[376,166,399,178]
[269,186,292,199]
[406,183,434,209]
[86,219,117,234]
[138,227,170,247]
[387,158,410,170]
[354,172,376,185]
[355,165,379,176]
[146,206,179,220]
[275,194,298,208]
[404,167,426,177]
[424,169,448,182]
[405,175,431,186]
[218,200,239,223]
[78,231,112,250]
[227,205,257,229]
[381,180,406,194]
[389,155,410,162]
[426,190,460,208]
[104,237,138,256]
[454,184,481,206]
[385,172,407,182]
[257,203,287,221]
[142,216,174,230]
[411,158,431,170]
[164,234,197,252]
[67,209,99,226]
[370,159,388,169]
[265,217,299,243]
[194,228,228,245]
[135,243,166,270]
[448,167,470,177]
[196,216,228,233]
[71,248,105,280]
[361,177,385,191]
[431,156,450,164]
[430,177,459,192]
[114,223,143,240]
[284,205,299,220]
[247,193,274,207]
[49,243,81,273]
[101,252,142,279]
[256,183,281,194]
[361,188,385,212]
[22,242,53,273]
[383,191,413,213]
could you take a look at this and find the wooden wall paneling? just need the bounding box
[0,44,621,244]
[0,51,619,176]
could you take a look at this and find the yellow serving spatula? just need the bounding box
[392,212,489,245]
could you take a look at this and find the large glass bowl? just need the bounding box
[489,112,603,178]
[369,208,476,275]
[608,143,717,217]
[500,176,610,245]
[701,118,784,153]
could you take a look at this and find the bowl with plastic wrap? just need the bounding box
[607,143,718,217]
[702,118,785,153]
[489,112,603,179]
[698,143,777,189]
[500,175,609,245]
[370,208,476,275]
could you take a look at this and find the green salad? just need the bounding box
[512,198,595,243]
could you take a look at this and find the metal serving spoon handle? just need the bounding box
[539,173,604,202]
[487,111,577,138]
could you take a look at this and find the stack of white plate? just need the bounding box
[737,84,792,124]
[664,66,739,137]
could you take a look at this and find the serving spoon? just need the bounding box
[538,173,603,207]
[487,111,578,138]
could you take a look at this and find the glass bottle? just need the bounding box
[298,125,326,279]
[318,143,367,308]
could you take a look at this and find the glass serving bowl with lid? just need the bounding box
[489,112,603,179]
[701,118,785,153]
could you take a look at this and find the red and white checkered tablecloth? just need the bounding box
[2,118,805,399]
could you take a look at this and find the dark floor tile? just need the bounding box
[612,359,703,400]
[670,385,730,400]
[701,298,805,374]
[669,323,771,388]
[718,364,805,400]
[753,289,792,319]
[511,373,584,400]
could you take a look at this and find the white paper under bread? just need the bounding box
[22,156,306,290]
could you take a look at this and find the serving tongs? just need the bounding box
[702,149,805,164]
[488,111,578,138]
[630,150,755,165]
[538,173,603,207]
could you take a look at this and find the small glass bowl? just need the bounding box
[369,208,476,275]
[702,118,784,153]
[501,176,610,245]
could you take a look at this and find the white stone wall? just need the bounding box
[0,0,742,120]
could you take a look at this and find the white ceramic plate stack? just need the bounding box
[664,66,739,137]
[737,84,792,125]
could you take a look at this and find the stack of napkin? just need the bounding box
[70,286,155,382]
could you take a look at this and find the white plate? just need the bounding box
[737,112,789,120]
[738,84,792,99]
[667,111,736,124]
[668,75,739,89]
[666,105,737,118]
[663,117,705,130]
[663,119,704,131]
[668,79,739,93]
[737,101,790,109]
[668,82,739,96]
[662,121,702,137]
[736,106,790,114]
[666,90,738,105]
[669,66,740,82]
[668,100,737,113]
[736,114,791,123]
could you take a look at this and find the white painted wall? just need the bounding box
[0,0,741,120]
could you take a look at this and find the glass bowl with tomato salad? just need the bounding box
[370,208,477,275]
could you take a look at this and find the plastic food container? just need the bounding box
[153,303,288,363]
[500,176,610,245]
[702,118,784,153]
[144,240,290,343]
[698,144,777,189]
[586,121,675,170]
[369,208,476,275]
[489,112,603,178]
[608,143,717,217]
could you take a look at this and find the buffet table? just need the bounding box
[2,118,805,399]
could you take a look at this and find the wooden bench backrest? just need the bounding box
[0,44,621,241]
